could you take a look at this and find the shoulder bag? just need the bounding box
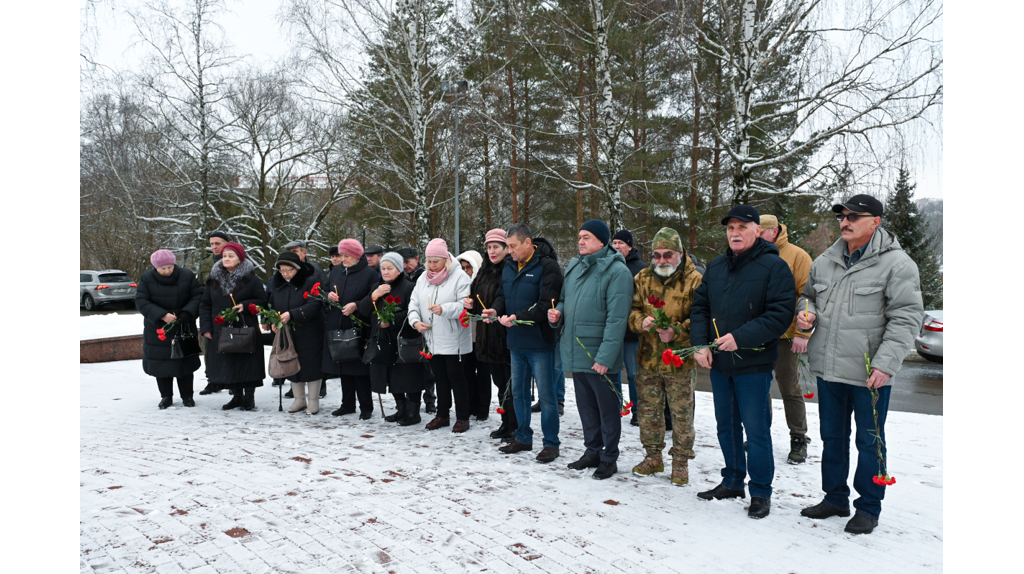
[327,327,363,363]
[268,325,301,378]
[396,323,428,363]
[218,317,259,354]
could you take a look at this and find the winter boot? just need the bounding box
[671,458,689,486]
[319,381,327,398]
[306,380,321,415]
[241,387,257,411]
[398,396,422,426]
[788,436,810,464]
[632,454,665,476]
[158,397,172,410]
[222,393,244,410]
[287,383,307,413]
[385,397,408,423]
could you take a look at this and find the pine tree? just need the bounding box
[885,167,942,309]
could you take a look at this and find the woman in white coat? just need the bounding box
[408,238,474,433]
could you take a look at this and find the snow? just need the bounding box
[80,313,145,341]
[80,318,943,573]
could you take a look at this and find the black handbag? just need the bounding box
[218,318,259,354]
[177,321,202,358]
[327,327,363,363]
[396,324,428,363]
[363,328,398,365]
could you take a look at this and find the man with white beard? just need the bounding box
[626,227,703,485]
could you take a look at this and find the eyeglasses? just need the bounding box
[652,252,675,260]
[836,212,873,222]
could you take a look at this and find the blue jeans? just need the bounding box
[622,340,639,407]
[709,369,775,499]
[817,378,891,520]
[511,348,559,448]
[553,342,566,403]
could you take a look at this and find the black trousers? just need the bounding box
[430,354,471,420]
[340,374,372,414]
[480,360,514,426]
[573,371,622,463]
[156,374,194,399]
[462,353,492,417]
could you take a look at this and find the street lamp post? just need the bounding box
[442,79,467,253]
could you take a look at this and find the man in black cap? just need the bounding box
[199,231,231,395]
[364,245,384,270]
[690,205,795,519]
[610,230,650,427]
[398,247,424,283]
[795,194,922,535]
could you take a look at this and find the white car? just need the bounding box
[914,310,942,363]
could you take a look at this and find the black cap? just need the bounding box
[364,244,384,255]
[397,247,419,259]
[208,231,231,241]
[832,194,883,217]
[328,245,339,256]
[720,205,760,225]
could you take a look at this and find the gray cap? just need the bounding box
[283,240,307,250]
[397,247,419,259]
[365,244,384,255]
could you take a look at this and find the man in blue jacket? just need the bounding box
[691,205,796,519]
[485,223,564,464]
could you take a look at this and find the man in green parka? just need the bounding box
[548,219,634,480]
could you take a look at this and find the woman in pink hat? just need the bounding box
[407,238,474,433]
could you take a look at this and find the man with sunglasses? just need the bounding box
[795,194,923,534]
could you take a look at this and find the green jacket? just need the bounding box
[553,243,635,374]
[799,227,923,386]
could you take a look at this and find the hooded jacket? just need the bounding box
[553,243,634,374]
[799,227,922,386]
[407,255,474,356]
[628,253,702,373]
[456,250,484,341]
[492,237,563,350]
[690,237,796,376]
[773,223,813,340]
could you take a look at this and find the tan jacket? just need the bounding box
[775,224,813,340]
[627,253,703,373]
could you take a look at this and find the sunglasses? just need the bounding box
[836,212,874,222]
[652,252,675,260]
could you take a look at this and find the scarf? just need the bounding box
[425,260,450,286]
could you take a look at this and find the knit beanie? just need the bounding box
[275,250,302,271]
[150,249,176,268]
[425,238,450,259]
[580,219,610,246]
[221,242,246,262]
[611,230,634,247]
[337,238,364,259]
[484,228,507,245]
[651,227,684,252]
[381,251,404,272]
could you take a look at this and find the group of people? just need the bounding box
[134,193,922,535]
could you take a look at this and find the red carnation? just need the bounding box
[661,348,675,366]
[158,333,167,341]
[156,328,165,336]
[459,309,471,328]
[248,303,259,315]
[419,350,433,359]
[672,355,683,368]
[303,292,309,299]
[803,393,815,399]
[496,407,505,415]
[311,282,321,295]
[214,316,225,325]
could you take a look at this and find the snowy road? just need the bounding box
[81,358,943,574]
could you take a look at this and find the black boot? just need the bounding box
[385,397,408,423]
[319,382,327,398]
[489,422,512,439]
[199,384,219,395]
[424,394,436,414]
[398,395,422,426]
[241,387,256,411]
[158,397,172,409]
[222,393,243,410]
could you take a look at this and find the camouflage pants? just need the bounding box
[635,368,695,460]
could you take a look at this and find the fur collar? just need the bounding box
[209,258,256,295]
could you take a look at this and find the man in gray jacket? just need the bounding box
[796,194,923,535]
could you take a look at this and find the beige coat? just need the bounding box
[775,224,813,340]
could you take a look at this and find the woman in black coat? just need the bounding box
[358,252,425,426]
[198,242,268,411]
[135,249,203,409]
[464,230,515,439]
[323,239,378,419]
[266,251,325,414]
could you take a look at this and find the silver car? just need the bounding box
[914,310,943,363]
[80,270,138,311]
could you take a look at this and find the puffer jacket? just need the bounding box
[622,247,649,344]
[628,253,702,373]
[553,243,634,374]
[135,266,203,378]
[407,256,473,356]
[321,255,378,377]
[492,237,563,350]
[690,238,795,376]
[775,224,813,340]
[799,227,922,386]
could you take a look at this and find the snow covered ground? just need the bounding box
[80,321,943,574]
[81,313,145,341]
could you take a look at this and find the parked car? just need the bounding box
[914,310,943,363]
[80,270,138,311]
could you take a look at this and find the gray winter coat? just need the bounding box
[799,227,923,386]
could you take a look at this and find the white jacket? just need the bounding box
[407,256,474,356]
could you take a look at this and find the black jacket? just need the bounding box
[406,264,424,283]
[322,255,378,377]
[357,273,424,393]
[468,257,511,364]
[691,238,795,376]
[198,260,269,386]
[268,262,324,383]
[622,247,649,343]
[492,237,563,350]
[135,266,203,378]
